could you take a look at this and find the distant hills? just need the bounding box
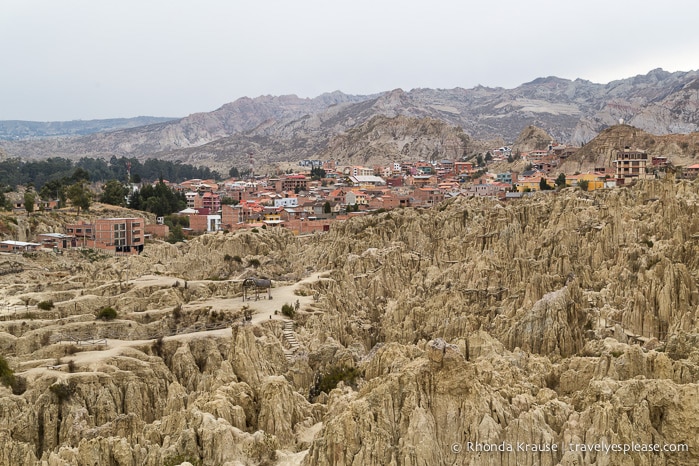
[0,116,177,140]
[1,68,699,172]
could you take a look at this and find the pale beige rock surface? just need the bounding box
[1,180,699,465]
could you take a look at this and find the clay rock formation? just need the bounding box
[2,180,699,465]
[306,339,699,466]
[513,125,554,153]
[0,325,321,465]
[504,284,586,358]
[297,180,699,465]
[303,179,699,354]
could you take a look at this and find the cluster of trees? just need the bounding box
[100,178,186,217]
[0,156,216,214]
[0,156,221,190]
[127,180,186,217]
[228,167,252,179]
[18,168,93,212]
[3,175,186,216]
[310,167,326,180]
[163,214,190,243]
[539,173,569,191]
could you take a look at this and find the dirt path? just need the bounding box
[175,272,326,325]
[129,272,325,324]
[21,272,329,377]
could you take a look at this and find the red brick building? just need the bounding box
[65,217,145,253]
[411,188,444,207]
[273,175,308,193]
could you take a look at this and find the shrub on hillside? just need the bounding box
[37,300,54,310]
[172,304,183,320]
[96,306,117,321]
[311,365,361,397]
[281,303,295,318]
[11,376,26,395]
[247,258,261,268]
[0,355,16,389]
[49,382,74,402]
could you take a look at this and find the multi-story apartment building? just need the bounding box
[65,217,144,253]
[192,191,221,214]
[273,175,308,193]
[614,147,650,184]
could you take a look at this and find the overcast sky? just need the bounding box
[1,0,697,121]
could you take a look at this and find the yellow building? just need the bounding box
[515,176,556,192]
[565,173,605,191]
[263,210,281,222]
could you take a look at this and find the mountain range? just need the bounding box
[0,116,177,140]
[1,68,699,173]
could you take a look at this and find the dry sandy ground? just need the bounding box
[21,272,329,377]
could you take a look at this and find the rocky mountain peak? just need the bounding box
[2,69,699,171]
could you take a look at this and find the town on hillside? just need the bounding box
[2,144,696,256]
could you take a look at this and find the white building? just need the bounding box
[207,215,221,232]
[274,197,299,208]
[348,175,386,186]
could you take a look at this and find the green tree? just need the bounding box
[323,201,332,214]
[163,214,189,228]
[578,179,590,191]
[23,190,35,212]
[67,181,92,213]
[132,180,185,216]
[100,180,128,206]
[167,225,186,244]
[144,196,168,217]
[39,179,67,206]
[476,154,484,166]
[539,177,552,191]
[37,300,54,310]
[310,167,326,180]
[312,365,361,396]
[70,167,90,183]
[229,167,240,178]
[128,189,143,210]
[555,173,567,188]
